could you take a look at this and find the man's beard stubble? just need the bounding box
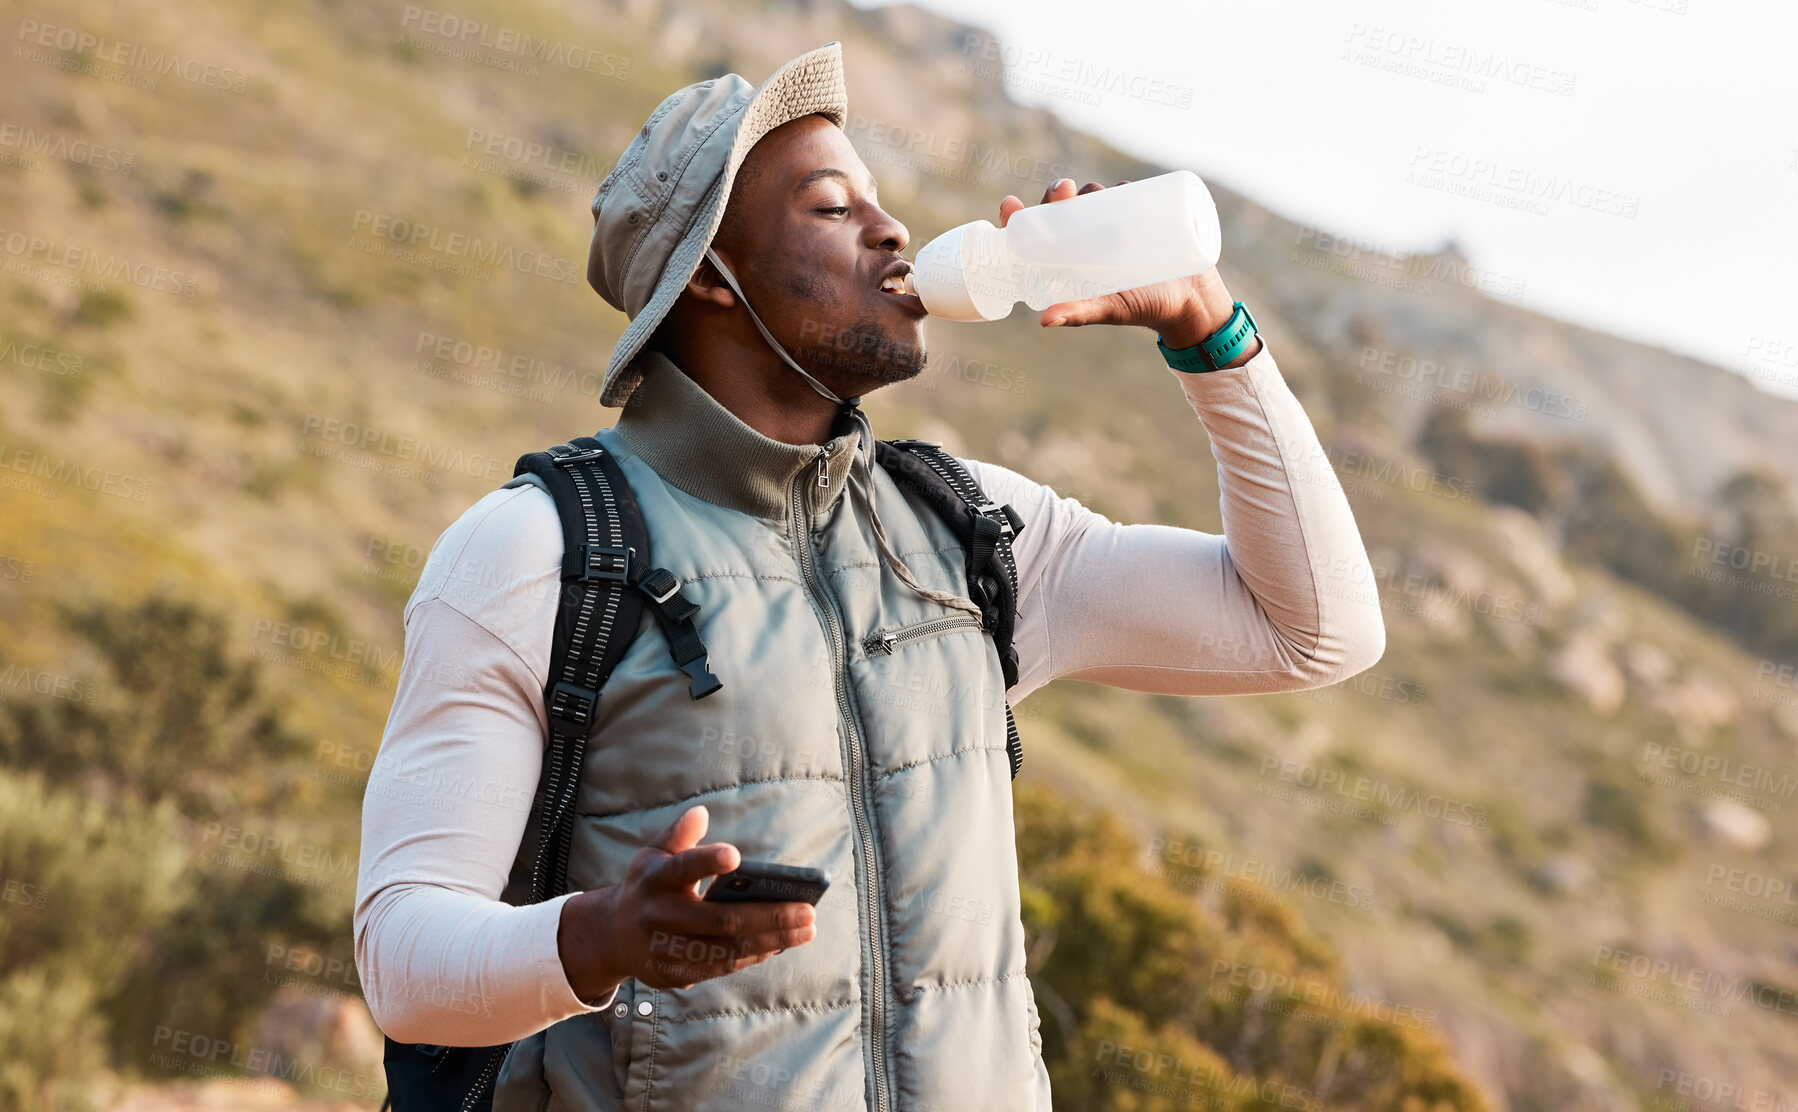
[797,315,928,388]
[780,267,927,390]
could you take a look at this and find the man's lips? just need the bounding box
[877,277,927,318]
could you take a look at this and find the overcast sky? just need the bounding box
[859,0,1798,394]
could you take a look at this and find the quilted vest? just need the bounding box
[492,352,1051,1112]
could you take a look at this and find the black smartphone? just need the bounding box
[703,860,831,905]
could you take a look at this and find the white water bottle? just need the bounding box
[905,170,1222,322]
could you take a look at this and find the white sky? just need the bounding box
[858,0,1798,394]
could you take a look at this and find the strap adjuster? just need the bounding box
[638,567,681,605]
[972,500,1015,538]
[548,680,599,735]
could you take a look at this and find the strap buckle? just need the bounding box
[548,680,599,735]
[571,544,633,584]
[548,443,605,465]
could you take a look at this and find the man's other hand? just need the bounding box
[557,804,819,999]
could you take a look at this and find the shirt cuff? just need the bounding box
[532,892,619,1016]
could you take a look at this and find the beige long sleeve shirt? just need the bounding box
[354,340,1385,1045]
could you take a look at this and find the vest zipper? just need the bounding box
[791,448,892,1112]
[862,614,983,657]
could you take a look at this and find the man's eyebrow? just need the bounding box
[792,167,877,200]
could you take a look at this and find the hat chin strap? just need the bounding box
[704,246,858,408]
[702,249,984,624]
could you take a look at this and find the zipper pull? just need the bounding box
[865,633,896,656]
[817,451,829,489]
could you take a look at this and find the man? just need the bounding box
[355,41,1383,1112]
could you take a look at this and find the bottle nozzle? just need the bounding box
[902,271,917,298]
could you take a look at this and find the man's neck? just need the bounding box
[659,341,851,448]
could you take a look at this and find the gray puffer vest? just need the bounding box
[493,352,1051,1112]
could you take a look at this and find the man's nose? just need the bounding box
[866,205,909,254]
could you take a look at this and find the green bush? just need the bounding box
[1015,783,1490,1112]
[0,769,189,1112]
[0,592,346,1108]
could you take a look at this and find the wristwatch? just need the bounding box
[1155,301,1259,373]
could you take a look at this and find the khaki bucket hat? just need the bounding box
[587,42,849,408]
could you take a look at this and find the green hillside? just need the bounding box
[3,0,1795,1108]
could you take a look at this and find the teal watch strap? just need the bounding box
[1156,301,1259,373]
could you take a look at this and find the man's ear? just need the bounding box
[684,252,737,309]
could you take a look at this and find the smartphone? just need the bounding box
[703,860,831,905]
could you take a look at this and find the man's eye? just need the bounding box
[816,206,850,216]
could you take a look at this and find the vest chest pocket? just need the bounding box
[860,613,984,658]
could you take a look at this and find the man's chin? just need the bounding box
[800,319,927,387]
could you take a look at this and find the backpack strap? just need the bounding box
[383,437,725,1112]
[875,439,1027,779]
[511,436,722,902]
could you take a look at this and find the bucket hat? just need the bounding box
[587,42,848,407]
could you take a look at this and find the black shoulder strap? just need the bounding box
[511,436,721,903]
[874,438,1027,779]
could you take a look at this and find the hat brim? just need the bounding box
[598,42,849,408]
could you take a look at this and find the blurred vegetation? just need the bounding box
[1016,784,1489,1112]
[0,594,345,1111]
